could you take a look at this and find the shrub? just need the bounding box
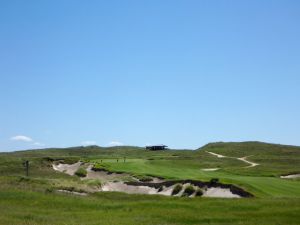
[86,179,102,188]
[158,186,164,192]
[210,178,219,184]
[45,187,54,193]
[75,167,87,177]
[139,177,153,182]
[195,188,203,197]
[183,185,195,197]
[19,176,30,182]
[171,184,183,195]
[133,174,153,182]
[63,158,80,165]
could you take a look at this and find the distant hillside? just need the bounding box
[0,145,146,158]
[198,141,300,157]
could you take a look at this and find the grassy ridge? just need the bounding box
[198,142,300,176]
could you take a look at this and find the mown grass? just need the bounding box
[92,158,300,197]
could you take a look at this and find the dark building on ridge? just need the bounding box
[146,145,168,151]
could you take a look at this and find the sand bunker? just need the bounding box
[202,168,220,171]
[280,174,300,179]
[202,187,240,198]
[206,151,259,168]
[101,182,174,196]
[52,162,251,198]
[82,165,133,182]
[52,162,82,175]
[101,181,240,198]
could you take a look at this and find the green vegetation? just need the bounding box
[0,141,299,224]
[195,188,203,196]
[0,188,299,225]
[183,185,195,197]
[74,167,87,177]
[172,184,183,195]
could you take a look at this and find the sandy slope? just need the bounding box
[52,162,82,175]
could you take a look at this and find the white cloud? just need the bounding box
[81,141,97,146]
[10,135,33,142]
[10,135,46,148]
[107,141,124,146]
[33,142,45,147]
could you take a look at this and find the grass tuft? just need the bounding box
[75,167,87,177]
[172,184,183,195]
[183,185,195,197]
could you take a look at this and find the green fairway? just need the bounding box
[92,158,300,198]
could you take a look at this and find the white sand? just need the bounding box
[203,187,240,198]
[101,182,158,195]
[101,182,241,198]
[202,168,220,171]
[280,174,300,179]
[102,182,175,196]
[52,162,82,175]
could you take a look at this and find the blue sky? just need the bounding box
[1,0,300,151]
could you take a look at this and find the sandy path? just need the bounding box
[237,156,259,168]
[206,151,226,158]
[206,151,259,168]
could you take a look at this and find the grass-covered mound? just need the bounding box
[75,167,87,177]
[183,185,195,197]
[171,184,183,195]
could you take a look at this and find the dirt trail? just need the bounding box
[206,151,259,168]
[202,168,220,171]
[237,156,259,168]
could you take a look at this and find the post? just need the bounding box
[23,160,29,177]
